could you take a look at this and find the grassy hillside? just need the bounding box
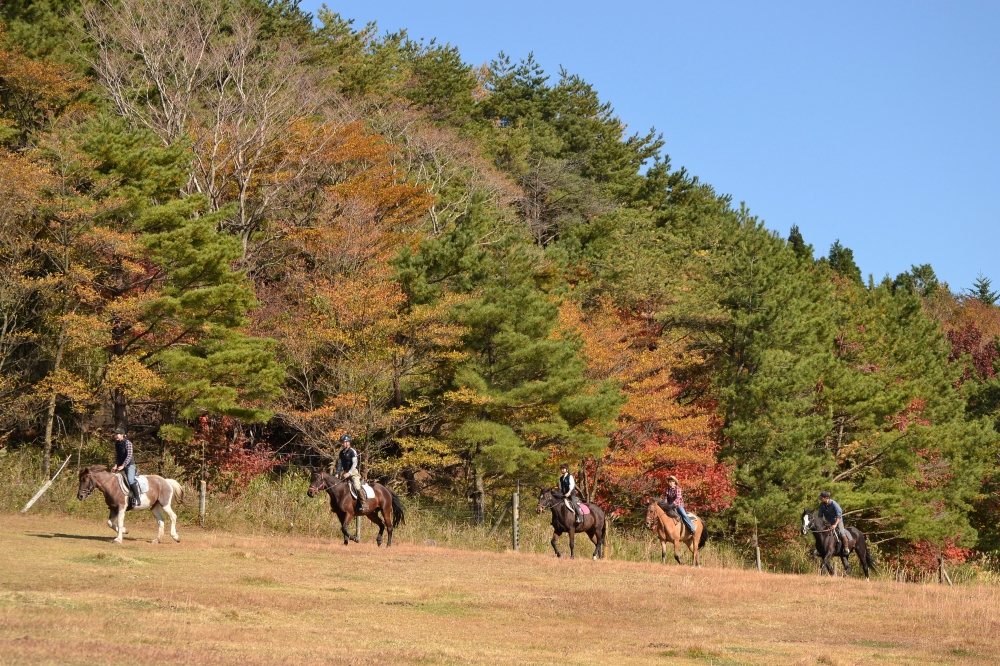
[1,513,997,665]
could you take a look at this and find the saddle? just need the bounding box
[348,483,376,500]
[562,498,590,515]
[115,473,149,496]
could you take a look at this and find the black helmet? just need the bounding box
[559,463,569,470]
[339,434,353,445]
[113,427,127,435]
[819,490,831,499]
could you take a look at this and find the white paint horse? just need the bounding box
[77,465,183,544]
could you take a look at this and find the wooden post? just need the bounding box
[21,455,72,513]
[512,481,519,552]
[753,518,762,572]
[356,515,361,541]
[199,479,206,527]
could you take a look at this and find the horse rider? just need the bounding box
[337,434,365,512]
[110,427,141,507]
[818,491,851,552]
[663,475,695,535]
[558,463,583,525]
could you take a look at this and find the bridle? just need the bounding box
[78,472,95,499]
[802,513,834,534]
[308,474,329,496]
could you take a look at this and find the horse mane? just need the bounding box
[85,464,108,474]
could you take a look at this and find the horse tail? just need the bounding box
[698,521,708,549]
[865,544,876,574]
[390,489,405,527]
[167,479,184,505]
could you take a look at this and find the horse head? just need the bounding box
[307,470,328,497]
[801,508,818,536]
[645,501,660,530]
[77,465,101,500]
[536,487,556,514]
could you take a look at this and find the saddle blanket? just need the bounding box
[349,483,376,500]
[563,499,590,515]
[115,473,149,496]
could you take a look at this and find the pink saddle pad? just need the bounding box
[580,503,591,515]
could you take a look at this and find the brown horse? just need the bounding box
[77,465,184,544]
[645,501,707,566]
[536,488,607,560]
[307,470,404,546]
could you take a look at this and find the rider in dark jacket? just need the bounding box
[559,463,583,525]
[819,491,851,552]
[336,434,365,512]
[110,427,141,507]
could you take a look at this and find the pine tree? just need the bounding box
[893,264,940,298]
[787,224,813,260]
[826,240,863,284]
[970,272,998,305]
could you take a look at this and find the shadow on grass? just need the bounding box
[27,532,130,543]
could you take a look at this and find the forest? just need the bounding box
[1,0,998,572]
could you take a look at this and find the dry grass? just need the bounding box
[1,513,998,665]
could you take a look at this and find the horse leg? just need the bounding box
[691,530,700,567]
[841,555,851,577]
[550,530,562,558]
[369,509,387,547]
[151,505,165,544]
[113,508,125,544]
[568,527,576,559]
[857,544,870,580]
[821,555,834,575]
[162,503,180,542]
[660,538,667,564]
[673,538,682,565]
[107,508,117,532]
[587,527,600,560]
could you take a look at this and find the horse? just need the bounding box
[801,508,874,579]
[307,470,404,546]
[77,465,184,544]
[645,501,708,566]
[536,488,607,560]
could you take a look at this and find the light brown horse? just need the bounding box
[307,470,404,546]
[77,465,183,544]
[645,501,707,566]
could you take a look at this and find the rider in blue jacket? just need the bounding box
[818,491,851,552]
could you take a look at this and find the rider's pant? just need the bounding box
[347,470,363,500]
[123,462,136,485]
[676,505,695,534]
[824,519,849,540]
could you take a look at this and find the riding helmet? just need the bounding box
[339,434,353,445]
[819,490,831,499]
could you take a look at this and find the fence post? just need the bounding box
[512,481,519,552]
[356,515,361,541]
[753,518,762,572]
[199,479,206,527]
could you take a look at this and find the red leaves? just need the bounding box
[948,322,998,384]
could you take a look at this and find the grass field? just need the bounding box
[1,513,998,665]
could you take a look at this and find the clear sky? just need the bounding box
[301,1,999,292]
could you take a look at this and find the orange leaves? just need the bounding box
[0,40,89,139]
[561,297,733,513]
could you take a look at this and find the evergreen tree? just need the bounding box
[398,204,622,522]
[893,264,940,298]
[826,240,863,284]
[787,224,813,260]
[969,272,998,305]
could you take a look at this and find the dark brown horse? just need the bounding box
[77,465,184,544]
[308,470,404,546]
[536,488,607,560]
[802,509,874,579]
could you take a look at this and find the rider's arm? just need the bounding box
[345,450,358,475]
[567,474,576,495]
[121,439,133,468]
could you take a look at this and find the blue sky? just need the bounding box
[301,1,999,292]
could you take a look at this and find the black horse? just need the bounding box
[536,488,607,560]
[801,509,874,579]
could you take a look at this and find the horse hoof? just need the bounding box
[172,536,180,543]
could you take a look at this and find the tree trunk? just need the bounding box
[473,466,485,525]
[41,324,69,479]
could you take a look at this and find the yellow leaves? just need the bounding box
[442,388,493,407]
[104,355,164,399]
[34,368,93,407]
[0,41,90,134]
[61,313,109,352]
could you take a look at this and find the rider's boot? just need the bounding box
[841,534,851,553]
[574,508,583,525]
[128,482,142,509]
